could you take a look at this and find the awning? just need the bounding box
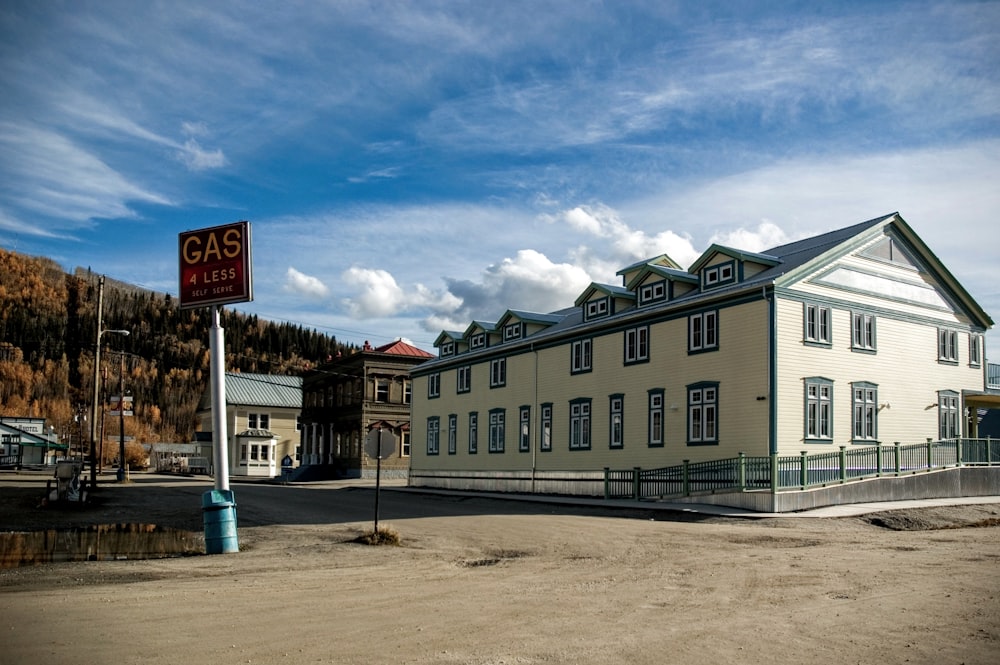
[964,390,1000,408]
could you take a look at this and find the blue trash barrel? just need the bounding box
[202,489,239,554]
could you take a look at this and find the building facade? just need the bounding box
[409,213,994,495]
[196,372,302,478]
[300,340,434,479]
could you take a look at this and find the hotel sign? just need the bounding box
[178,221,253,309]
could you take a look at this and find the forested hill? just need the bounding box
[0,247,350,445]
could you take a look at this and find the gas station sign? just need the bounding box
[178,221,253,309]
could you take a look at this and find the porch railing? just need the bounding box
[988,362,1000,390]
[604,438,1000,501]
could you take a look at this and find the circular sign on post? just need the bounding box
[364,429,396,460]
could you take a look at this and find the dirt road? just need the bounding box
[1,474,998,665]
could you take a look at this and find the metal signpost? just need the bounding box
[179,220,253,554]
[364,428,396,534]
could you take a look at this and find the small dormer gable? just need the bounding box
[433,330,463,358]
[574,283,635,322]
[689,245,780,291]
[497,309,565,343]
[616,254,682,289]
[463,320,497,351]
[625,265,699,307]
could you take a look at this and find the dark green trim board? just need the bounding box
[768,286,777,455]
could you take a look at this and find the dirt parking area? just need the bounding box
[1,474,998,665]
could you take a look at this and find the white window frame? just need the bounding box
[804,378,833,441]
[938,328,958,363]
[519,406,531,452]
[489,358,507,387]
[447,414,457,454]
[488,409,505,453]
[624,326,649,364]
[247,412,270,431]
[609,395,624,449]
[569,399,591,450]
[586,298,609,319]
[648,390,664,447]
[851,382,878,442]
[689,311,718,352]
[687,384,718,445]
[969,333,982,367]
[426,417,440,455]
[571,339,592,374]
[503,323,522,342]
[804,304,832,345]
[851,312,876,352]
[428,373,440,398]
[470,333,486,349]
[639,281,666,305]
[938,391,960,440]
[468,412,478,454]
[457,365,471,393]
[540,404,552,452]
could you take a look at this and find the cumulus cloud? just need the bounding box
[709,221,790,253]
[284,267,329,298]
[342,267,406,318]
[547,204,701,275]
[441,249,591,324]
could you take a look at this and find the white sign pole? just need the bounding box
[210,304,230,491]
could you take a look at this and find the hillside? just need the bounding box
[0,247,348,453]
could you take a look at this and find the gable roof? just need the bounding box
[416,212,992,372]
[464,320,497,336]
[497,309,568,328]
[574,282,635,307]
[373,339,435,358]
[616,254,682,276]
[688,245,781,274]
[624,264,699,291]
[224,373,302,409]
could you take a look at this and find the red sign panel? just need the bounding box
[178,221,253,309]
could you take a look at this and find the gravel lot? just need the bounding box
[2,473,998,665]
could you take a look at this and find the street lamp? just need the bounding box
[89,326,129,487]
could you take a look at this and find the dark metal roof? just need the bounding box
[223,373,301,408]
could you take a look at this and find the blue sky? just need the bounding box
[1,1,998,354]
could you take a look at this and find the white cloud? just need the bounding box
[178,138,227,171]
[0,122,171,225]
[709,222,790,254]
[548,205,700,276]
[284,267,329,298]
[341,267,407,318]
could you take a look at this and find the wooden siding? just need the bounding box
[773,296,983,454]
[411,299,771,473]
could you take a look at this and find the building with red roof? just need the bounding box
[299,339,433,480]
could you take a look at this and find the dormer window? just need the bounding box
[639,281,666,306]
[586,298,609,320]
[440,342,454,357]
[503,323,522,342]
[703,261,735,289]
[470,333,486,350]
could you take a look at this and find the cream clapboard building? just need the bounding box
[409,213,993,495]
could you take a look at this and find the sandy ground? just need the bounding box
[1,473,998,665]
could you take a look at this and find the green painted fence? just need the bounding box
[604,438,1000,501]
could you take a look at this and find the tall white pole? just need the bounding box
[210,305,230,491]
[89,276,105,486]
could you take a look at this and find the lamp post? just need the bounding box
[89,273,130,487]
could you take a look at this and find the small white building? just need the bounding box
[195,373,302,479]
